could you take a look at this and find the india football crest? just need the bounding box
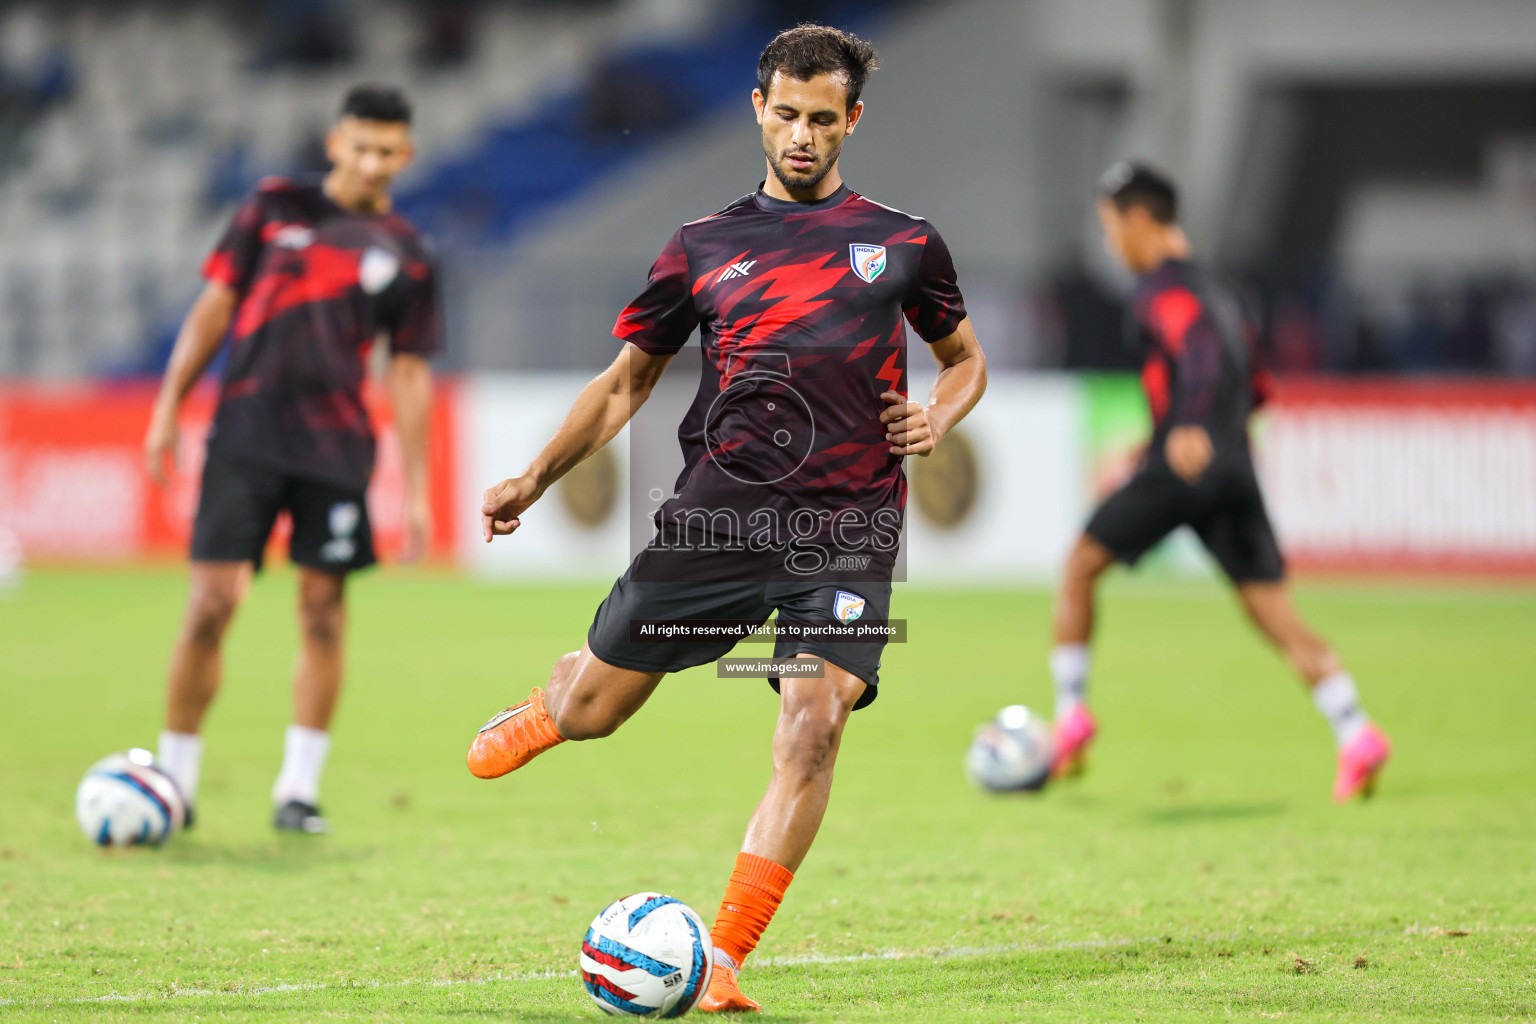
[834,590,866,624]
[320,501,361,563]
[359,246,400,295]
[849,244,886,284]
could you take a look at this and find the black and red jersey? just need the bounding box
[1130,258,1272,461]
[201,177,441,490]
[615,183,967,549]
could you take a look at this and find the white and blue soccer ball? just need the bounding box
[966,704,1054,793]
[75,749,188,847]
[580,892,713,1018]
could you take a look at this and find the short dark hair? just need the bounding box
[341,84,412,125]
[757,24,878,113]
[1098,161,1178,224]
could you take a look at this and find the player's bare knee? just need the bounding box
[1066,536,1112,583]
[773,706,843,782]
[184,586,240,648]
[1057,539,1107,608]
[299,603,344,652]
[298,586,345,652]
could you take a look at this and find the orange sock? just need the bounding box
[709,852,794,967]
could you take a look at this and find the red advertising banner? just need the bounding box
[0,380,459,563]
[1261,379,1536,575]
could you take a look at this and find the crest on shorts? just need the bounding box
[329,502,360,538]
[849,244,886,284]
[834,590,866,624]
[321,502,360,563]
[359,247,400,295]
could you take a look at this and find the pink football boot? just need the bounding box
[1051,704,1098,779]
[1333,723,1392,802]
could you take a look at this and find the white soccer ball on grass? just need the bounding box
[966,704,1055,792]
[75,749,188,847]
[580,892,713,1017]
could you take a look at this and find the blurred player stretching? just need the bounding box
[1047,162,1390,802]
[466,26,985,1012]
[142,85,440,833]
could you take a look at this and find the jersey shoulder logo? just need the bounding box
[272,225,315,250]
[834,590,866,624]
[849,244,886,284]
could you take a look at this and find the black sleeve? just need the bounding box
[902,224,968,343]
[1145,286,1222,428]
[386,251,443,357]
[612,228,699,354]
[201,193,267,295]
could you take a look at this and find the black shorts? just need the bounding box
[587,545,893,711]
[1085,459,1285,583]
[190,453,375,574]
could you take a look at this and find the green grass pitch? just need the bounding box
[2,567,1534,1021]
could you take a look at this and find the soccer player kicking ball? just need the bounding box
[467,26,985,1013]
[1047,162,1390,802]
[143,85,440,833]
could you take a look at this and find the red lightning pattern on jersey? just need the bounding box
[200,176,439,491]
[609,184,968,547]
[874,348,903,395]
[713,253,848,387]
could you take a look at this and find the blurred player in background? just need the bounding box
[1046,162,1390,802]
[468,25,985,1012]
[142,84,440,833]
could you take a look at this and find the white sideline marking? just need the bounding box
[756,935,1134,967]
[0,935,1146,1008]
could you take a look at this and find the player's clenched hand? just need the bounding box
[879,391,937,456]
[1166,424,1213,484]
[143,406,179,488]
[481,475,539,542]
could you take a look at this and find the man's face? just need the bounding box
[753,71,863,193]
[326,117,414,204]
[1097,198,1155,274]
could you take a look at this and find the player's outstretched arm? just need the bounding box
[389,353,435,562]
[482,342,672,541]
[143,281,239,487]
[880,316,987,457]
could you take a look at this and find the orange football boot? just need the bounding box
[698,959,759,1013]
[466,687,565,779]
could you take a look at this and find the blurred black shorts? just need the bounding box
[190,454,375,574]
[586,540,894,711]
[1085,459,1285,584]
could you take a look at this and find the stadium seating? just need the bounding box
[0,1,677,378]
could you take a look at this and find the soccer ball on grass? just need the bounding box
[965,704,1054,792]
[75,749,188,847]
[580,892,712,1017]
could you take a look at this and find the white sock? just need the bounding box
[1312,671,1370,747]
[1050,644,1091,718]
[157,730,203,803]
[272,725,331,806]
